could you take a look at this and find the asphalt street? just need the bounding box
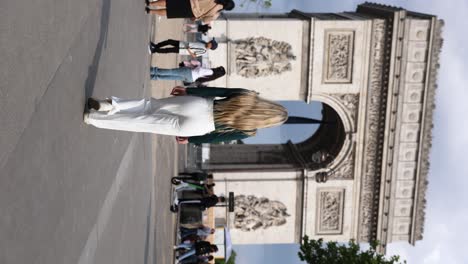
[0,0,164,263]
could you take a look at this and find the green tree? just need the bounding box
[298,236,406,264]
[215,250,237,264]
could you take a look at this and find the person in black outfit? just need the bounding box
[176,241,218,261]
[172,195,225,212]
[173,171,214,183]
[148,38,217,58]
[183,23,212,35]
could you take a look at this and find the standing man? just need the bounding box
[149,38,218,58]
[180,225,215,241]
[171,195,225,212]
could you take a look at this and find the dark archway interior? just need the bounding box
[204,103,346,171]
[294,104,346,170]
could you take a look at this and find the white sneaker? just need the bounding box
[98,100,114,112]
[83,112,90,124]
[148,43,152,54]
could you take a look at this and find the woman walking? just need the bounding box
[145,0,235,24]
[150,61,225,84]
[83,87,288,144]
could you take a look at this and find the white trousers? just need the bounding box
[86,96,215,136]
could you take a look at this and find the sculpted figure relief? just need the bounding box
[234,195,289,232]
[233,37,296,78]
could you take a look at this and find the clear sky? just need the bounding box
[231,1,468,264]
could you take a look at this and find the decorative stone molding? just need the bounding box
[316,189,345,235]
[331,93,360,129]
[231,37,296,78]
[358,19,386,242]
[323,31,355,83]
[414,19,445,241]
[330,151,355,180]
[233,195,290,232]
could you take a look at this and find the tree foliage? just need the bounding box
[215,250,237,264]
[298,236,406,264]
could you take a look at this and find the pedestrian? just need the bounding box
[174,181,215,195]
[176,241,218,261]
[173,171,213,183]
[183,23,212,35]
[173,194,224,212]
[148,38,217,58]
[180,225,215,241]
[145,0,235,24]
[150,63,225,85]
[83,87,288,144]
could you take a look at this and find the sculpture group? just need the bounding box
[233,194,290,232]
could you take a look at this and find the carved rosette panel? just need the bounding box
[232,37,296,78]
[323,31,355,83]
[358,20,386,242]
[233,195,290,232]
[332,93,360,129]
[316,189,345,235]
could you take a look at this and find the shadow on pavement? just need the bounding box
[84,0,111,103]
[144,192,153,264]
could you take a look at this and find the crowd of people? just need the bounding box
[171,172,221,263]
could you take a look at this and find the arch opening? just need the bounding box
[203,101,346,172]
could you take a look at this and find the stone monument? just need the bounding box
[197,3,443,252]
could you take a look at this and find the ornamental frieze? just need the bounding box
[359,20,386,241]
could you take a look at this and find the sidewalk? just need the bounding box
[149,16,188,264]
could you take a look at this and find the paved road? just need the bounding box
[150,18,187,264]
[0,0,161,263]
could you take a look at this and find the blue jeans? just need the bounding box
[178,249,196,261]
[150,67,193,82]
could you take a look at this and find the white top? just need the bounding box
[179,41,207,57]
[191,68,213,81]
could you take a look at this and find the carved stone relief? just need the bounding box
[359,20,386,242]
[323,31,355,83]
[331,153,355,180]
[234,195,290,232]
[316,189,345,235]
[331,93,360,129]
[232,37,296,78]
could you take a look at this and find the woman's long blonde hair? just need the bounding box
[213,91,288,135]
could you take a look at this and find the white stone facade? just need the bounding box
[204,3,443,251]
